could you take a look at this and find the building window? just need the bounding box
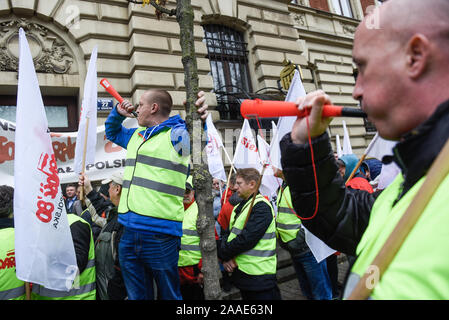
[0,96,78,132]
[352,69,376,133]
[331,0,354,18]
[203,24,253,120]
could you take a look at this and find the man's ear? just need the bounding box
[406,34,431,79]
[150,102,159,114]
[249,180,257,189]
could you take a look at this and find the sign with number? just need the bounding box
[97,99,114,111]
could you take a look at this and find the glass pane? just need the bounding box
[341,0,353,17]
[45,106,68,127]
[210,60,226,93]
[0,106,16,122]
[332,0,343,14]
[0,105,68,127]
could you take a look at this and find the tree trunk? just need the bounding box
[176,0,222,300]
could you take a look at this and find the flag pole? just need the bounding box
[25,282,31,300]
[79,116,90,201]
[345,134,379,184]
[222,146,236,173]
[223,163,235,205]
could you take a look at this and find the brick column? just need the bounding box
[360,0,376,16]
[309,0,330,12]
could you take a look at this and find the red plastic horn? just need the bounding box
[100,78,124,104]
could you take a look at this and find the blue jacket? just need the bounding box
[105,107,190,237]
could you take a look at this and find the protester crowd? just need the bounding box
[2,0,449,301]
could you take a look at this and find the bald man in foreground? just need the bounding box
[280,0,449,299]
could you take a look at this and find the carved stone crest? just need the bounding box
[341,22,356,35]
[0,19,75,74]
[294,13,306,27]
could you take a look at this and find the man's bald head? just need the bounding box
[364,0,449,48]
[352,0,449,140]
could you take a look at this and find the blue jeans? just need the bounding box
[291,250,333,300]
[118,228,182,300]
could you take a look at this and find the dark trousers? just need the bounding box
[181,283,204,300]
[240,286,282,300]
[326,254,340,299]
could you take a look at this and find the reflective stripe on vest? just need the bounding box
[32,214,96,300]
[118,127,189,222]
[0,286,26,300]
[275,186,301,243]
[0,227,26,300]
[178,202,202,267]
[344,173,449,299]
[228,195,277,275]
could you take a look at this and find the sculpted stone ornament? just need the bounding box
[0,19,75,74]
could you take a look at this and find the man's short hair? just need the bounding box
[66,183,77,190]
[148,89,173,117]
[236,168,261,184]
[0,185,14,218]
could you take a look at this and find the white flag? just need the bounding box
[365,132,397,161]
[270,70,306,169]
[302,225,336,263]
[14,28,78,291]
[257,135,282,201]
[74,46,98,174]
[342,120,353,155]
[233,119,262,170]
[205,114,226,182]
[336,134,342,158]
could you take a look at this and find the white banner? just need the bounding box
[342,120,353,155]
[14,28,78,291]
[0,118,132,186]
[233,119,262,170]
[74,46,98,174]
[270,70,306,169]
[257,134,282,203]
[205,114,226,182]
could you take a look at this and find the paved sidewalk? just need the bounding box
[222,253,351,300]
[279,255,350,300]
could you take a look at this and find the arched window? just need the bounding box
[203,24,252,120]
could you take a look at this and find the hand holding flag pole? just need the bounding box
[79,116,90,201]
[76,47,98,201]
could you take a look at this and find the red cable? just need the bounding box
[296,115,319,220]
[254,114,319,221]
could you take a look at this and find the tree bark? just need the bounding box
[176,0,222,300]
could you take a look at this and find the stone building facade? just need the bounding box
[0,0,378,158]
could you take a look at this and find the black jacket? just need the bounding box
[87,190,126,300]
[0,218,14,230]
[218,194,277,291]
[68,213,92,274]
[280,99,449,256]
